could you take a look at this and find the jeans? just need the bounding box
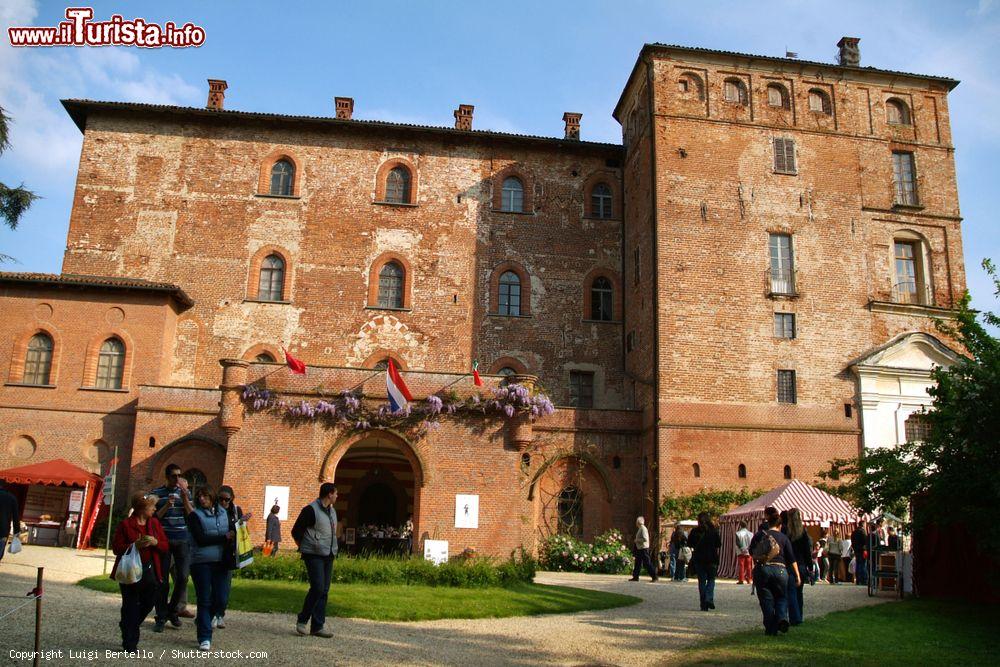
[855,555,868,585]
[118,569,158,651]
[667,550,677,579]
[631,548,657,580]
[827,554,841,582]
[787,574,803,624]
[218,569,234,617]
[737,554,753,583]
[819,556,828,582]
[0,537,6,561]
[694,562,716,609]
[190,562,227,643]
[753,564,789,636]
[156,539,191,621]
[298,554,334,633]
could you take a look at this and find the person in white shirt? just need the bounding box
[735,521,754,584]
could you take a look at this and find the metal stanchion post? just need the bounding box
[33,567,43,667]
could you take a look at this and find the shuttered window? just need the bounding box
[773,138,796,174]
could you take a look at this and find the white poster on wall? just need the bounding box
[68,489,84,513]
[263,485,290,521]
[455,494,479,529]
[424,539,449,565]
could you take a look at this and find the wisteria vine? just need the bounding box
[240,382,555,434]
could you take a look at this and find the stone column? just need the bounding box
[219,358,250,436]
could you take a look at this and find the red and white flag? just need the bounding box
[386,358,413,412]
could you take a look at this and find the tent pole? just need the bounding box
[101,447,119,575]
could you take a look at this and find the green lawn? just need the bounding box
[677,598,999,666]
[78,576,639,622]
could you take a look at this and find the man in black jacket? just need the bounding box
[0,481,21,563]
[850,522,868,585]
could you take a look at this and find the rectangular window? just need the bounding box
[777,370,797,404]
[569,371,595,408]
[773,313,796,339]
[633,247,640,285]
[773,138,796,174]
[892,151,919,206]
[893,241,919,303]
[768,233,795,294]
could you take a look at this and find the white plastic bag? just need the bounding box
[7,535,22,554]
[115,543,143,584]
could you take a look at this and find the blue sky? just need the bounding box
[1,0,997,322]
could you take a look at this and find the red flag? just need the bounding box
[472,360,483,387]
[283,347,306,375]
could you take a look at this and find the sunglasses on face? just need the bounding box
[219,497,232,502]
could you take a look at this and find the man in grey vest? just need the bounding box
[291,483,338,638]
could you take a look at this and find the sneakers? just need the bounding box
[311,627,333,638]
[152,622,165,633]
[216,616,226,629]
[296,622,309,636]
[198,641,211,650]
[211,616,218,629]
[168,614,182,628]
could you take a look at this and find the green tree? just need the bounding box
[820,259,1000,549]
[0,106,40,261]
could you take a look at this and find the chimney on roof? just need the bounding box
[454,104,474,131]
[837,37,861,67]
[563,112,582,141]
[335,97,354,120]
[206,79,228,111]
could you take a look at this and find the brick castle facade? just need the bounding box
[0,39,966,555]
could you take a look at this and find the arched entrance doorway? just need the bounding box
[330,433,419,555]
[533,454,612,543]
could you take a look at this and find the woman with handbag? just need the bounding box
[110,493,169,652]
[215,485,251,629]
[187,485,234,651]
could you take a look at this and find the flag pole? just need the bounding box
[102,446,119,575]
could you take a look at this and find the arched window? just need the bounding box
[557,486,583,537]
[767,83,790,109]
[378,261,405,308]
[183,468,207,495]
[724,78,748,105]
[738,463,747,479]
[373,358,391,371]
[591,183,613,219]
[501,177,524,213]
[258,254,285,302]
[808,89,832,115]
[384,166,411,204]
[783,465,792,480]
[23,333,53,385]
[886,98,911,125]
[498,271,522,316]
[255,352,276,363]
[95,338,125,389]
[497,367,517,377]
[590,276,613,321]
[270,159,294,196]
[677,73,705,101]
[693,462,701,478]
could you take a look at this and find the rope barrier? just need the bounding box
[0,593,42,623]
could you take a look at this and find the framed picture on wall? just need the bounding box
[345,528,356,545]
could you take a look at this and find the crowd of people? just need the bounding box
[631,507,895,636]
[108,464,336,653]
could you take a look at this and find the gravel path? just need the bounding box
[1,546,885,666]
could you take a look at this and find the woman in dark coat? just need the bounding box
[688,512,722,611]
[670,525,689,581]
[783,507,813,625]
[111,493,169,652]
[265,504,282,556]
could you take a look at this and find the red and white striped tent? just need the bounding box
[717,479,861,579]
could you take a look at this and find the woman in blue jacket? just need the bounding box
[186,485,233,650]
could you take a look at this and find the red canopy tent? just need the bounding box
[718,479,861,579]
[0,458,103,549]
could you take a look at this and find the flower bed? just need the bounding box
[235,549,536,588]
[540,530,633,574]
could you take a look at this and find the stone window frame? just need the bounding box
[488,357,528,375]
[489,261,531,316]
[246,246,293,303]
[81,330,134,390]
[582,267,621,322]
[7,325,62,387]
[374,158,419,206]
[582,172,621,220]
[367,252,413,310]
[492,166,534,214]
[257,151,302,198]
